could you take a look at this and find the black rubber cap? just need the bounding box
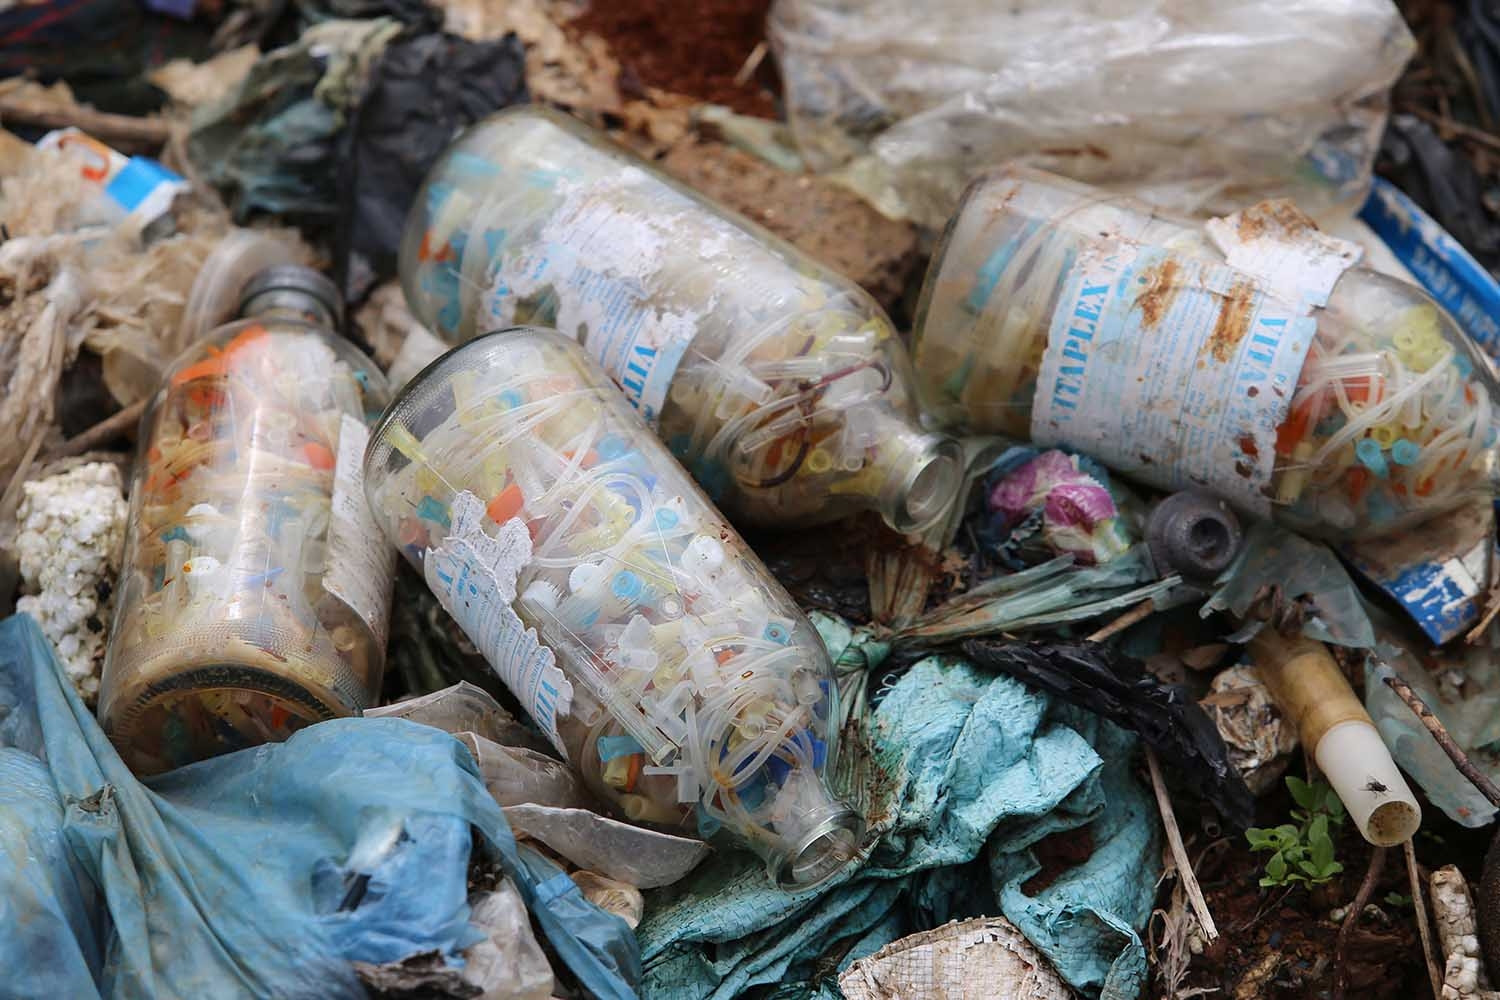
[1146,492,1243,582]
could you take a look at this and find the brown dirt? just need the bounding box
[1178,831,1423,1000]
[571,0,781,117]
[659,137,922,312]
[1154,772,1500,1000]
[1022,828,1097,895]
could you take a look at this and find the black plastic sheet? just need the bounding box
[336,30,528,298]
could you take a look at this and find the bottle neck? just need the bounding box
[862,410,963,534]
[761,778,865,890]
[240,290,339,330]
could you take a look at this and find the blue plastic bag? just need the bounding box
[0,612,640,999]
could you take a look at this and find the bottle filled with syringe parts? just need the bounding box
[398,105,961,535]
[363,327,866,888]
[912,166,1500,540]
[99,267,395,775]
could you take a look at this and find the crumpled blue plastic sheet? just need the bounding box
[0,612,640,1000]
[634,617,1161,1000]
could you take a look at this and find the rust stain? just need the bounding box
[1247,385,1259,398]
[1239,434,1259,458]
[1208,280,1256,363]
[1235,199,1318,241]
[1134,257,1181,330]
[1039,144,1111,159]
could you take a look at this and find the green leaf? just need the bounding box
[1265,852,1288,883]
[1299,859,1322,877]
[1260,875,1281,888]
[1384,892,1411,907]
[1325,794,1347,824]
[1246,828,1275,849]
[1275,824,1301,841]
[1287,776,1318,810]
[1322,861,1344,878]
[1309,816,1334,869]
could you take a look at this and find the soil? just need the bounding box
[571,0,781,117]
[1162,780,1497,1000]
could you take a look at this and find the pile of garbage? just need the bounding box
[6,1,1500,999]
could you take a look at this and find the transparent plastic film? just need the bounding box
[913,167,1500,540]
[399,106,960,534]
[100,304,393,775]
[363,328,864,887]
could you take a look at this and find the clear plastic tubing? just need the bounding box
[363,327,865,889]
[913,166,1500,540]
[99,266,395,775]
[399,105,961,534]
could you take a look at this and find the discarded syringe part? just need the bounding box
[1248,629,1420,846]
[362,326,864,888]
[1146,492,1243,582]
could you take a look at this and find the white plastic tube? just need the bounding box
[1249,630,1421,846]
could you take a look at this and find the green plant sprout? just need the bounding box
[1245,776,1347,888]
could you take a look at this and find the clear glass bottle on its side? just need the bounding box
[912,166,1500,540]
[99,267,395,775]
[399,106,961,535]
[363,327,865,889]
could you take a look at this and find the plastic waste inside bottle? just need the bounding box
[913,166,1500,540]
[99,266,395,775]
[363,326,865,888]
[398,105,961,535]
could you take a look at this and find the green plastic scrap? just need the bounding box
[1202,520,1376,649]
[898,547,1180,643]
[187,18,403,223]
[635,620,1162,1000]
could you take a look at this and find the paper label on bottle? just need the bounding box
[323,414,396,645]
[479,171,704,424]
[1204,201,1363,308]
[1030,240,1317,515]
[423,490,573,759]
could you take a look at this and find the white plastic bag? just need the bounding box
[769,0,1415,226]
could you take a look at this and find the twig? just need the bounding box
[1467,586,1500,643]
[1086,598,1156,642]
[1383,673,1500,809]
[1402,105,1500,154]
[0,94,172,150]
[1332,846,1388,1000]
[53,399,147,458]
[733,40,768,87]
[1405,839,1443,1000]
[1146,747,1219,942]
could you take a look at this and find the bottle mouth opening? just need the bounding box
[890,442,963,533]
[770,808,865,890]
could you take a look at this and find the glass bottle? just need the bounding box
[363,327,864,888]
[100,267,394,775]
[913,166,1500,540]
[399,106,960,534]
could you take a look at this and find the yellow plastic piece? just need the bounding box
[1370,423,1400,448]
[386,424,427,463]
[602,754,634,791]
[1276,441,1316,505]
